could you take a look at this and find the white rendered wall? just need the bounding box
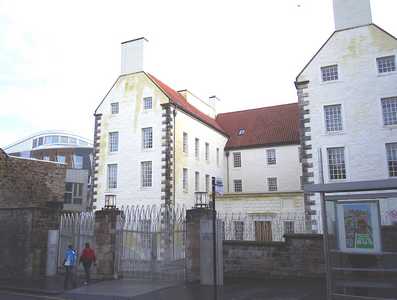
[174,109,228,208]
[225,145,302,194]
[298,25,397,221]
[95,72,169,208]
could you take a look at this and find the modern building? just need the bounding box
[296,0,397,230]
[3,131,94,211]
[93,38,305,242]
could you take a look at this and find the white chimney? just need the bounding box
[121,37,148,75]
[333,0,372,31]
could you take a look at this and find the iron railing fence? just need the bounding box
[117,205,186,280]
[218,212,318,242]
[58,212,95,270]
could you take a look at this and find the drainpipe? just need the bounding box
[225,151,230,193]
[173,108,177,206]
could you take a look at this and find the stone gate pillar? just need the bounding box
[186,208,213,282]
[94,208,123,279]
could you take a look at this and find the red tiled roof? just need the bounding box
[216,103,300,150]
[147,73,227,135]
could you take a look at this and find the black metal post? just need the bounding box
[211,176,217,292]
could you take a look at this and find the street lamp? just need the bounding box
[104,194,117,209]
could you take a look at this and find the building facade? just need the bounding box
[93,38,305,242]
[215,104,305,240]
[4,131,93,211]
[93,38,228,209]
[296,0,397,230]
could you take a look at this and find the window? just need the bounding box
[64,183,83,205]
[38,137,43,146]
[267,177,278,191]
[216,148,219,166]
[234,221,244,240]
[266,149,276,165]
[43,155,50,161]
[107,164,118,189]
[69,137,77,144]
[57,155,66,164]
[205,175,210,193]
[50,136,59,144]
[141,161,152,187]
[205,143,209,161]
[183,132,188,154]
[72,183,83,204]
[183,168,188,191]
[284,221,295,234]
[321,65,338,81]
[142,127,153,149]
[234,179,242,192]
[382,97,397,126]
[64,183,73,204]
[386,143,397,177]
[238,128,245,136]
[73,155,83,169]
[111,102,119,114]
[327,147,346,180]
[32,139,37,148]
[377,55,396,73]
[195,171,200,192]
[233,152,241,168]
[324,104,343,132]
[60,136,68,144]
[109,132,119,152]
[44,136,51,144]
[195,138,200,159]
[143,97,153,110]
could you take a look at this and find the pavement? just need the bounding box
[0,276,326,300]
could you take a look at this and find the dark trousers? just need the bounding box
[82,262,92,283]
[64,266,76,289]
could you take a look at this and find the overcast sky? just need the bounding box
[1,0,396,147]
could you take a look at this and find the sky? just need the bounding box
[1,0,396,147]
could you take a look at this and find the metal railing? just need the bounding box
[218,212,317,242]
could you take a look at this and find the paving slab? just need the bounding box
[64,279,182,299]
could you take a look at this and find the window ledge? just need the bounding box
[140,186,153,191]
[142,148,155,152]
[320,80,342,86]
[383,125,397,130]
[377,71,397,78]
[323,131,346,136]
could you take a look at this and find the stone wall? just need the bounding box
[223,234,324,279]
[0,151,66,279]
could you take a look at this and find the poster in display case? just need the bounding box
[336,201,382,253]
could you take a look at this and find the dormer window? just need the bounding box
[238,128,245,136]
[321,65,338,81]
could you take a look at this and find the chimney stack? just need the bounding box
[333,0,372,31]
[121,37,148,75]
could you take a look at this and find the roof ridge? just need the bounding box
[217,102,298,117]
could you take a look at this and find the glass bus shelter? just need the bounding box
[306,178,397,300]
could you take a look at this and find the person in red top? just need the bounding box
[79,243,96,284]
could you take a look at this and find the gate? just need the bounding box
[58,212,95,271]
[118,205,186,281]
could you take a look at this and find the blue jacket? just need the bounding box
[64,248,77,266]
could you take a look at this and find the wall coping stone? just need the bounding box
[223,240,285,247]
[284,233,323,240]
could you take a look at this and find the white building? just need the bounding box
[215,105,305,240]
[296,0,397,229]
[93,38,305,240]
[93,38,228,209]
